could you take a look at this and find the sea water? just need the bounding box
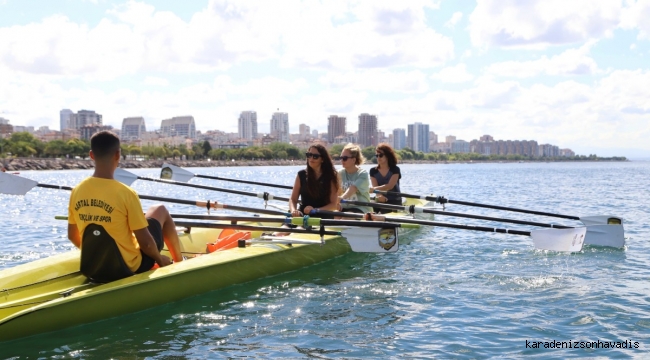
[0,162,649,359]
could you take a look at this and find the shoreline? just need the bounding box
[1,157,628,171]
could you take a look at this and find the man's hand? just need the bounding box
[157,255,173,267]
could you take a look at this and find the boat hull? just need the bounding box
[0,199,430,342]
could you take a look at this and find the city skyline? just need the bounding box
[1,1,649,158]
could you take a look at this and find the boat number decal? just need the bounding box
[571,233,585,246]
[379,228,397,251]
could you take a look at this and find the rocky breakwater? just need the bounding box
[2,158,299,171]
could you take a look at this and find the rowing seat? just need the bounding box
[206,230,252,253]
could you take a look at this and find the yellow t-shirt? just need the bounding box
[68,177,149,272]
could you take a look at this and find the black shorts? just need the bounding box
[135,218,164,273]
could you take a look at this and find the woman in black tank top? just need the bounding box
[288,144,340,219]
[369,143,402,213]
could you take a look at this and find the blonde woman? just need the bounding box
[337,143,373,214]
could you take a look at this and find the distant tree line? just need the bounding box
[0,132,627,162]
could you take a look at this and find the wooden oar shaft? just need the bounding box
[195,174,293,190]
[137,175,291,202]
[375,190,580,220]
[341,200,572,228]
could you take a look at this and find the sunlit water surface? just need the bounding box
[1,162,649,358]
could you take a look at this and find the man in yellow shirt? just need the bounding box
[68,131,183,282]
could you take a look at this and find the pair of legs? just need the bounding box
[144,204,184,263]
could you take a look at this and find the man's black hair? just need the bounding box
[90,131,120,159]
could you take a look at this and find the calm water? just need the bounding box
[1,162,649,359]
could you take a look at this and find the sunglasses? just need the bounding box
[305,152,321,159]
[340,156,353,161]
[375,153,385,158]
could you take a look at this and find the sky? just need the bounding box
[1,0,649,158]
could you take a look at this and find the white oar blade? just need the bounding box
[161,163,194,182]
[531,227,586,252]
[0,172,38,195]
[342,227,399,253]
[584,224,625,248]
[114,168,138,186]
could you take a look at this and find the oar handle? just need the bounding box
[195,174,293,190]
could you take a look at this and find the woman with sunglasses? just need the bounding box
[337,143,373,214]
[369,143,402,213]
[288,144,340,219]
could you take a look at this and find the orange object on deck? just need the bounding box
[206,230,252,253]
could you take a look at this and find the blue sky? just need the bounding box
[1,0,649,158]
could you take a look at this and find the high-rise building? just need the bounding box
[328,115,346,143]
[299,124,310,140]
[430,131,438,144]
[407,122,430,152]
[238,111,258,140]
[160,116,196,138]
[393,128,406,150]
[270,112,289,143]
[358,113,378,147]
[121,117,147,141]
[69,110,102,130]
[60,109,73,131]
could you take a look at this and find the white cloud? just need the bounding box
[0,0,454,80]
[431,64,474,83]
[319,70,430,93]
[469,0,621,48]
[485,42,599,77]
[445,12,463,28]
[144,77,169,87]
[620,0,650,39]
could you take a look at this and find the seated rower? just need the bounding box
[369,143,402,214]
[67,131,183,283]
[288,144,340,219]
[338,143,372,214]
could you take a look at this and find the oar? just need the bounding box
[161,163,293,190]
[168,213,419,230]
[374,189,620,222]
[367,193,625,249]
[0,171,286,216]
[341,200,573,229]
[115,168,290,203]
[310,209,586,252]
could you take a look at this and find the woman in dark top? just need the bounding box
[369,143,402,213]
[289,144,340,219]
